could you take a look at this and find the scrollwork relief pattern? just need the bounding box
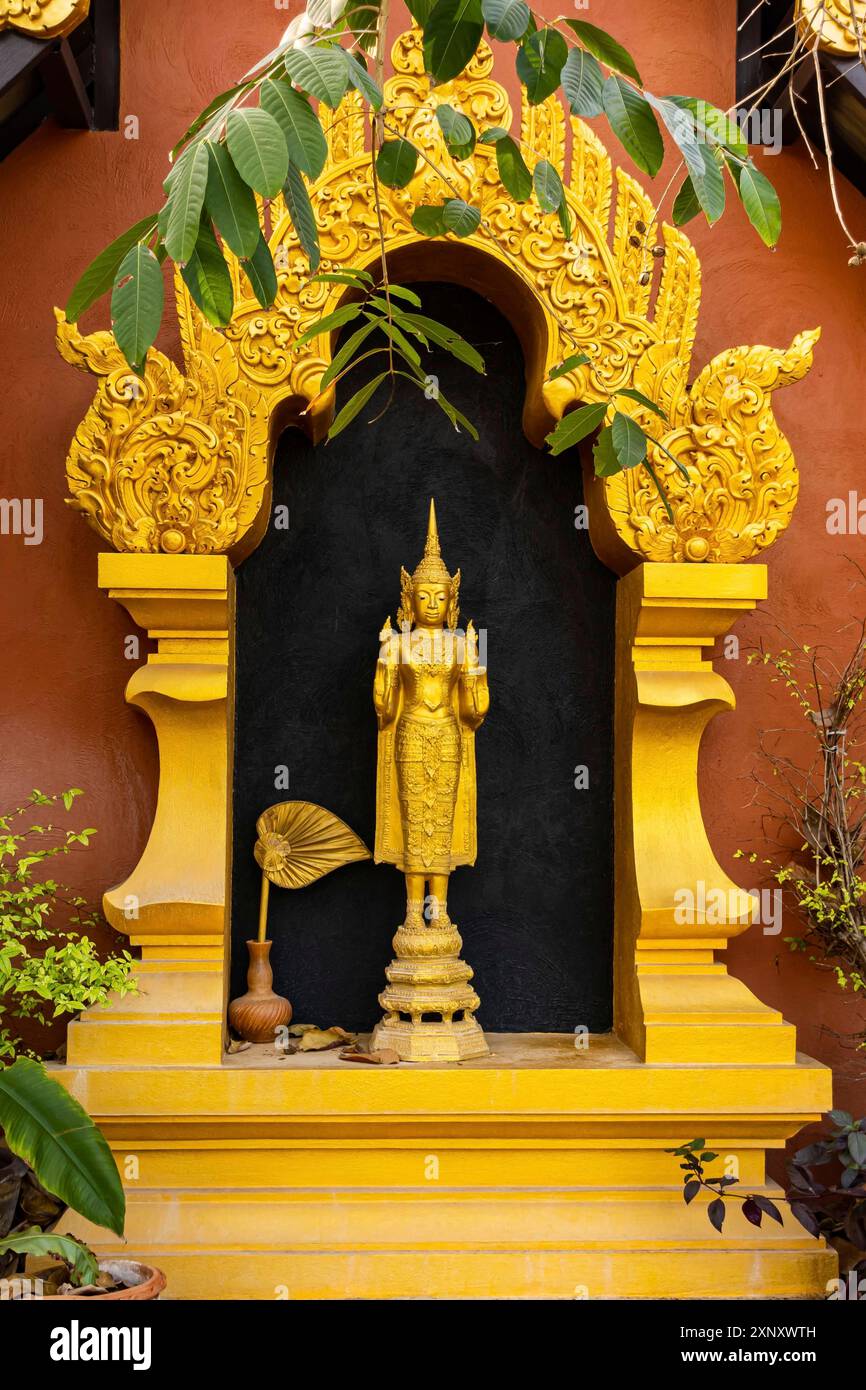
[57,25,817,566]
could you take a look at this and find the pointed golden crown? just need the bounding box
[411,498,453,586]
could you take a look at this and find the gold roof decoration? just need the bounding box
[254,801,370,889]
[411,498,453,586]
[56,24,818,567]
[797,0,866,54]
[55,309,271,561]
[0,0,88,38]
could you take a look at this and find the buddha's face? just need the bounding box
[412,582,448,628]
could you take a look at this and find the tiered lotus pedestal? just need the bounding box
[370,914,489,1062]
[54,555,836,1299]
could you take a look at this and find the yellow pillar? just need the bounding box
[614,562,794,1063]
[65,554,234,1067]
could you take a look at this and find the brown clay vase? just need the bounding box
[228,940,292,1043]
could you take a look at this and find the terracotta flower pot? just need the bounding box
[228,940,292,1043]
[41,1260,167,1300]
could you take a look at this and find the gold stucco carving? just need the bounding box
[797,0,866,54]
[56,312,270,562]
[57,25,817,567]
[0,0,87,38]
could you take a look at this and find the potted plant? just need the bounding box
[0,1056,165,1300]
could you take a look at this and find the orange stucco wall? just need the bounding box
[1,1,864,1108]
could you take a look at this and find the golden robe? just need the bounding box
[374,631,477,873]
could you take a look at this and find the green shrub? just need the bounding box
[0,789,136,1060]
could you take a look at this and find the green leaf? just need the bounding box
[566,18,641,84]
[205,141,261,259]
[319,318,380,390]
[614,386,668,423]
[308,270,374,288]
[436,103,476,158]
[548,352,590,380]
[0,1058,124,1236]
[423,0,484,84]
[708,1197,726,1232]
[342,48,383,110]
[406,0,435,23]
[240,232,278,308]
[226,108,289,197]
[672,175,701,226]
[516,28,567,106]
[611,411,647,470]
[493,134,532,202]
[295,302,364,350]
[181,219,234,326]
[592,422,620,475]
[329,371,389,438]
[602,76,664,177]
[479,126,509,143]
[643,457,674,521]
[164,142,209,264]
[376,138,418,189]
[442,198,481,237]
[376,317,423,368]
[736,162,781,247]
[260,79,327,179]
[411,204,450,237]
[282,163,321,271]
[393,310,485,371]
[650,97,725,224]
[557,200,572,239]
[481,0,529,42]
[344,0,383,52]
[546,400,608,456]
[533,159,564,214]
[561,47,604,118]
[170,80,254,160]
[66,214,158,322]
[422,379,479,438]
[0,1228,99,1287]
[386,284,423,306]
[848,1130,866,1164]
[110,242,164,372]
[830,1109,854,1127]
[284,44,349,109]
[669,95,749,162]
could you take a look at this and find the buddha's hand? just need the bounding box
[374,630,401,728]
[459,668,490,730]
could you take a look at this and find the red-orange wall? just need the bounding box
[1,1,864,1109]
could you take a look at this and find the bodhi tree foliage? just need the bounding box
[65,0,783,510]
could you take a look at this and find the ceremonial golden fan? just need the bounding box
[253,801,370,939]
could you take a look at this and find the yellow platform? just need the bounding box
[58,1033,835,1300]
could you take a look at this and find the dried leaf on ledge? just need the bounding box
[339,1047,400,1065]
[297,1026,356,1052]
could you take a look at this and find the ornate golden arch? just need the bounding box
[56,26,817,571]
[53,27,835,1301]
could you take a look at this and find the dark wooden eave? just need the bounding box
[736,0,866,196]
[0,0,119,161]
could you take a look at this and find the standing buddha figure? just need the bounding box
[371,499,490,1061]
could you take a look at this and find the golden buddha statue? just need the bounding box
[371,499,490,1061]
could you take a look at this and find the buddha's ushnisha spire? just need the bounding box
[411,497,452,585]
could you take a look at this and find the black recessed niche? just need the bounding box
[230,282,615,1034]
